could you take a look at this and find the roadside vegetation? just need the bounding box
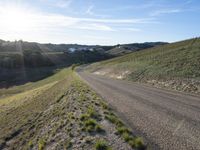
[0,67,145,149]
[86,38,200,94]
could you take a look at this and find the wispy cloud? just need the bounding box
[100,2,158,12]
[150,9,182,16]
[73,23,114,31]
[120,28,141,32]
[0,4,155,35]
[55,0,72,8]
[82,35,112,40]
[86,5,94,15]
[85,5,110,18]
[0,2,157,44]
[79,17,156,24]
[78,35,113,45]
[184,0,193,5]
[40,0,72,8]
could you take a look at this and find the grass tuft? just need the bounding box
[38,138,46,150]
[95,139,112,150]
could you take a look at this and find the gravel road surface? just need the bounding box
[78,72,200,150]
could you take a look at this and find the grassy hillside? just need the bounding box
[0,68,145,150]
[85,38,200,94]
[106,42,167,56]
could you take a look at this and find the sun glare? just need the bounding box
[0,6,34,32]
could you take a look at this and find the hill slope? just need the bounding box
[0,68,145,150]
[106,42,167,56]
[85,38,200,94]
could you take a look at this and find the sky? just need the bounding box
[0,0,199,45]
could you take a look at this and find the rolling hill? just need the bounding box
[85,38,200,94]
[0,39,167,69]
[0,40,112,69]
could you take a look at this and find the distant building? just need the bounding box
[69,48,76,52]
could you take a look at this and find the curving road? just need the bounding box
[78,72,200,150]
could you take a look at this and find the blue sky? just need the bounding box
[0,0,199,45]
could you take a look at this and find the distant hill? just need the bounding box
[0,39,167,69]
[106,42,167,56]
[0,40,112,69]
[85,38,200,94]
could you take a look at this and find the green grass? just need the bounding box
[82,117,104,133]
[95,139,111,150]
[28,140,33,148]
[105,113,124,127]
[105,112,145,149]
[38,138,46,150]
[116,126,131,135]
[79,105,104,133]
[80,113,90,121]
[87,107,100,119]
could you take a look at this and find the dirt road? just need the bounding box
[78,72,200,150]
